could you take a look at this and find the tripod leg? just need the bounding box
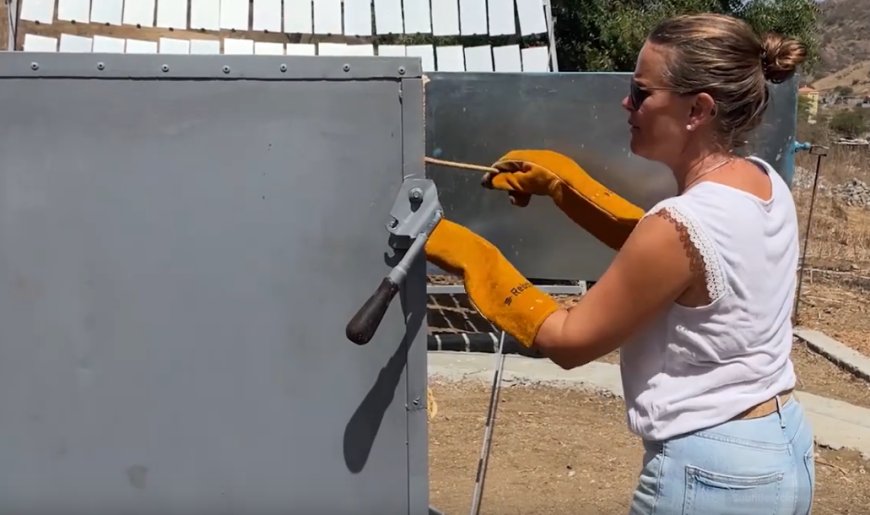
[469,330,507,515]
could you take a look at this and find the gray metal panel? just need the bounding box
[0,60,424,514]
[425,72,798,281]
[0,52,422,80]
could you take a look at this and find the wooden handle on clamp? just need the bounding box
[345,277,401,345]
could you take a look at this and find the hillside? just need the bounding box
[813,60,870,96]
[810,0,870,94]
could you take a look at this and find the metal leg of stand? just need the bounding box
[468,330,507,515]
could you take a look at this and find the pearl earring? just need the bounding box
[687,124,694,131]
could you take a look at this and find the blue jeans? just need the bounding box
[629,395,815,514]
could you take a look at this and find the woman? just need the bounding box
[424,12,815,514]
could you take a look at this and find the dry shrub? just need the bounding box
[795,145,870,186]
[792,145,870,280]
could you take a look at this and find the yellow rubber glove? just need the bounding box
[483,150,645,251]
[425,218,560,348]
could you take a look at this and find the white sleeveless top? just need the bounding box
[619,156,799,441]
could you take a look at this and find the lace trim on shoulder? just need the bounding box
[644,201,727,302]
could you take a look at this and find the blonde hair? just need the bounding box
[648,13,807,149]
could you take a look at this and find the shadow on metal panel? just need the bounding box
[343,277,427,474]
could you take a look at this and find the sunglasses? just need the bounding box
[629,78,656,111]
[629,78,705,111]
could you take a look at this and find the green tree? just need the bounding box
[549,0,822,73]
[835,85,855,96]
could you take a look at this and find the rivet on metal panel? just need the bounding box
[223,66,231,74]
[398,66,406,75]
[161,64,170,72]
[97,62,106,71]
[30,62,38,71]
[343,64,350,72]
[280,64,287,72]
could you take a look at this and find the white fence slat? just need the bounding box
[284,0,314,33]
[345,44,374,55]
[156,0,189,29]
[255,41,285,54]
[459,0,487,35]
[344,0,373,36]
[253,0,282,32]
[23,34,58,51]
[515,0,547,35]
[317,42,346,55]
[59,33,93,52]
[487,0,516,36]
[493,44,521,72]
[521,46,549,71]
[406,45,435,72]
[220,0,250,30]
[190,39,221,54]
[20,0,55,23]
[93,35,127,53]
[58,0,91,23]
[126,39,158,53]
[91,0,124,24]
[286,43,316,55]
[377,45,406,56]
[436,45,465,72]
[403,0,431,33]
[12,0,553,73]
[313,0,342,34]
[159,37,191,54]
[431,0,460,36]
[123,0,156,26]
[464,45,493,71]
[224,38,255,54]
[318,42,373,55]
[374,0,403,34]
[191,0,221,30]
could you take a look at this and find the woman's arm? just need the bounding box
[533,210,696,369]
[423,210,696,369]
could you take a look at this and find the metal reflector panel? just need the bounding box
[0,53,429,515]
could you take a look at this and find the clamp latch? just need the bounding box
[345,178,443,345]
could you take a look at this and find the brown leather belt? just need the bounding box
[733,388,794,420]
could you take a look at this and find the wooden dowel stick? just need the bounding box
[424,156,498,174]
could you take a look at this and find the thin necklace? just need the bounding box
[682,156,734,192]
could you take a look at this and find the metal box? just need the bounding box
[0,53,429,514]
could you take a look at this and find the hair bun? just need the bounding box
[760,32,807,84]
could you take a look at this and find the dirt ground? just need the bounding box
[792,176,870,358]
[428,380,870,515]
[795,279,870,357]
[791,337,870,409]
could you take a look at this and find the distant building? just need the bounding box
[799,86,820,124]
